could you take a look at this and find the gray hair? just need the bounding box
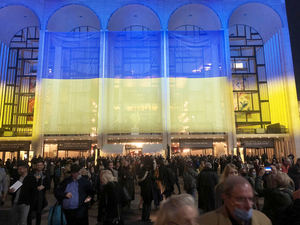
[154,194,197,225]
[222,176,252,196]
[205,162,212,168]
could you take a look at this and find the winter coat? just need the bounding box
[262,187,293,225]
[288,165,300,190]
[11,174,37,206]
[32,171,50,212]
[55,175,93,208]
[183,167,198,192]
[102,181,123,223]
[197,168,219,212]
[138,169,153,204]
[198,206,271,225]
[119,166,135,200]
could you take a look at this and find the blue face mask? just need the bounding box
[233,208,253,222]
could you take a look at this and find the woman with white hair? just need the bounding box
[154,194,199,225]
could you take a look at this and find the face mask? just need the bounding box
[233,208,253,222]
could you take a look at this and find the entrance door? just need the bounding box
[191,149,213,156]
[1,150,33,161]
[2,151,18,161]
[245,148,274,159]
[57,150,91,158]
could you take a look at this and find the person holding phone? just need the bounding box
[55,164,93,225]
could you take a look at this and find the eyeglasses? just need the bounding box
[230,196,254,204]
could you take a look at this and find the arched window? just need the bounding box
[174,25,203,31]
[71,26,99,32]
[122,25,151,31]
[2,26,39,136]
[229,24,270,133]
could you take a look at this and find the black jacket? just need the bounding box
[197,168,218,212]
[103,182,123,221]
[55,175,93,209]
[12,174,37,206]
[32,171,50,211]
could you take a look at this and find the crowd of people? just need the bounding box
[0,153,300,225]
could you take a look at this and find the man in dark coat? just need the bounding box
[197,162,219,212]
[28,159,50,225]
[55,164,93,225]
[9,161,37,225]
[137,158,153,222]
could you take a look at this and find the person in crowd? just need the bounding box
[183,160,198,199]
[154,194,199,225]
[55,164,93,225]
[288,158,300,190]
[53,161,61,190]
[107,161,118,179]
[47,160,55,190]
[281,157,291,173]
[247,168,256,189]
[256,169,294,225]
[215,163,238,208]
[197,162,218,212]
[119,159,135,208]
[159,159,176,198]
[100,169,124,225]
[0,159,8,206]
[152,159,163,210]
[198,160,206,173]
[9,161,37,225]
[198,176,271,225]
[96,161,106,224]
[285,188,300,225]
[137,157,154,222]
[170,158,181,194]
[27,159,50,225]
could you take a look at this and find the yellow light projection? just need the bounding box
[40,79,100,134]
[104,78,163,133]
[169,77,228,133]
[267,81,289,128]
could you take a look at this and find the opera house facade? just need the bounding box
[0,0,299,160]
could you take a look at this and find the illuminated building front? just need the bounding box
[0,0,299,160]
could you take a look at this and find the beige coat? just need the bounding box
[198,206,272,225]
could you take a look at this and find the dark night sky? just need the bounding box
[286,0,300,99]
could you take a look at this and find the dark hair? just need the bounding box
[36,158,44,164]
[70,164,81,173]
[17,160,28,169]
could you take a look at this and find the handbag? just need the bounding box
[47,202,67,225]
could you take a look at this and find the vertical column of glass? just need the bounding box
[98,30,107,149]
[223,28,236,154]
[32,28,46,156]
[162,30,171,156]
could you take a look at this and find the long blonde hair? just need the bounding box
[218,163,238,185]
